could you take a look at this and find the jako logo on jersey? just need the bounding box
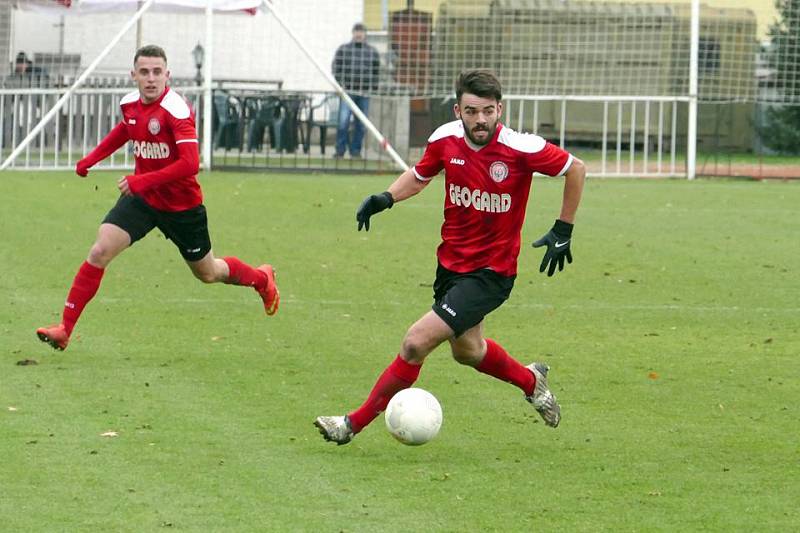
[449,157,465,165]
[148,117,161,135]
[133,141,170,159]
[449,184,511,213]
[489,161,509,183]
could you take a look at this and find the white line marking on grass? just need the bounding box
[87,297,799,314]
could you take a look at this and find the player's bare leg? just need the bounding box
[188,253,279,316]
[448,321,485,366]
[37,223,130,351]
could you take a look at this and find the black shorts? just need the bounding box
[102,195,212,261]
[431,263,516,337]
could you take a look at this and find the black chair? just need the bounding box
[276,95,307,153]
[245,96,282,152]
[303,93,339,155]
[212,91,242,150]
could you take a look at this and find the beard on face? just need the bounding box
[462,119,496,146]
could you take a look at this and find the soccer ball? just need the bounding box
[384,388,443,446]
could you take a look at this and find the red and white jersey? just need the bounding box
[119,87,201,211]
[413,120,573,276]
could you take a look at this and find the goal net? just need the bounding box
[2,0,799,176]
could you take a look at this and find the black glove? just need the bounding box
[532,219,574,277]
[356,191,394,231]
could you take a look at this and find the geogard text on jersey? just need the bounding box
[448,183,511,213]
[132,140,170,160]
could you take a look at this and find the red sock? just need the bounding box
[476,338,536,396]
[222,256,265,289]
[348,355,422,433]
[62,261,105,336]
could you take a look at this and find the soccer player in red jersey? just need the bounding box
[36,45,279,351]
[315,69,586,444]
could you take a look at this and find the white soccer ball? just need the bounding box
[385,388,443,446]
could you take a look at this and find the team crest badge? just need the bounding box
[148,117,161,135]
[489,161,509,183]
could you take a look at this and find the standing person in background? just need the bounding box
[331,22,380,159]
[13,52,48,87]
[35,45,279,352]
[315,69,586,445]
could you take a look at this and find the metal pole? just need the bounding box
[202,0,213,170]
[58,16,66,56]
[382,0,390,30]
[687,0,700,180]
[601,100,608,176]
[136,1,144,49]
[261,0,409,171]
[1,0,156,171]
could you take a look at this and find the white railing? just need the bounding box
[503,95,689,178]
[0,86,688,178]
[0,86,203,171]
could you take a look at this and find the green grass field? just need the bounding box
[1,171,798,531]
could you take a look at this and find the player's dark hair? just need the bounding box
[134,45,168,65]
[455,69,502,102]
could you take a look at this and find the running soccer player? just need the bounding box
[315,69,586,444]
[36,45,279,351]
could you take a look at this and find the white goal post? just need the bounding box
[1,0,408,172]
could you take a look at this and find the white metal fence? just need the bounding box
[0,85,691,177]
[503,96,689,178]
[0,85,202,171]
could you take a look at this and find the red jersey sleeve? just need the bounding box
[525,142,573,177]
[412,139,445,181]
[80,121,129,167]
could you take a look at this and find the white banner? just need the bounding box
[15,0,263,14]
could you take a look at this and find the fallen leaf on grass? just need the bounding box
[647,372,659,380]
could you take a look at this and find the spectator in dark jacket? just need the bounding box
[332,23,380,159]
[12,52,49,88]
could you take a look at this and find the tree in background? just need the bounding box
[761,0,800,154]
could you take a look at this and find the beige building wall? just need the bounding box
[617,0,777,40]
[365,0,440,29]
[364,0,778,41]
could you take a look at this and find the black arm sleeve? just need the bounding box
[332,46,343,83]
[371,49,380,91]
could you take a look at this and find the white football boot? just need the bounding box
[525,363,561,428]
[314,415,354,445]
